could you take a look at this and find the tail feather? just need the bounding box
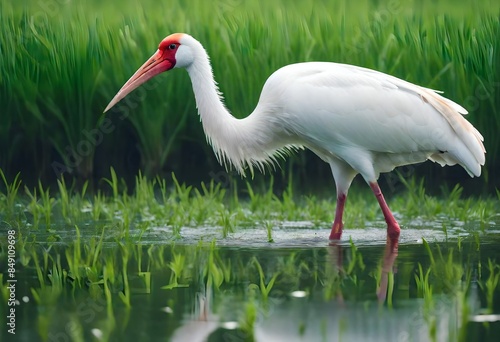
[421,88,485,177]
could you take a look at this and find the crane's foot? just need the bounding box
[387,222,401,240]
[329,221,343,241]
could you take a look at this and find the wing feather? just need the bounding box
[263,62,485,177]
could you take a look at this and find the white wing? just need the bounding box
[258,62,485,180]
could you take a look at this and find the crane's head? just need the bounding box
[104,33,195,113]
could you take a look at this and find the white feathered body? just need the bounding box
[182,35,485,181]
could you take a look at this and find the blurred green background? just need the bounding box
[1,0,498,192]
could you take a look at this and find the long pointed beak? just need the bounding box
[104,50,173,113]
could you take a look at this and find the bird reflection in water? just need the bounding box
[326,236,399,305]
[171,236,401,342]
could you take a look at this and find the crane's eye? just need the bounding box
[168,43,177,50]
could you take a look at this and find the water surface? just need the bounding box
[2,224,500,341]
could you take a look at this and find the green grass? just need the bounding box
[1,221,499,340]
[1,168,499,238]
[0,0,498,186]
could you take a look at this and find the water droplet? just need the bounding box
[290,290,307,298]
[221,321,239,329]
[161,306,173,314]
[91,329,103,339]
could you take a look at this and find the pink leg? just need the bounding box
[329,192,347,240]
[377,235,399,302]
[369,182,401,239]
[326,242,345,305]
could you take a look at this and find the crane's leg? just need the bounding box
[329,160,357,240]
[330,192,347,240]
[369,182,401,239]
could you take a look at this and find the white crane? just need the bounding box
[104,33,485,240]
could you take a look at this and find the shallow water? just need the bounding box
[2,224,500,341]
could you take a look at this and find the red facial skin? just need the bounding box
[104,33,184,112]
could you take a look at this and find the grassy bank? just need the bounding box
[1,169,499,239]
[0,0,499,188]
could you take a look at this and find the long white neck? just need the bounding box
[183,38,290,174]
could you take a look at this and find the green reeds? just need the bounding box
[2,169,500,239]
[0,170,22,219]
[479,259,500,314]
[250,257,280,301]
[0,0,498,184]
